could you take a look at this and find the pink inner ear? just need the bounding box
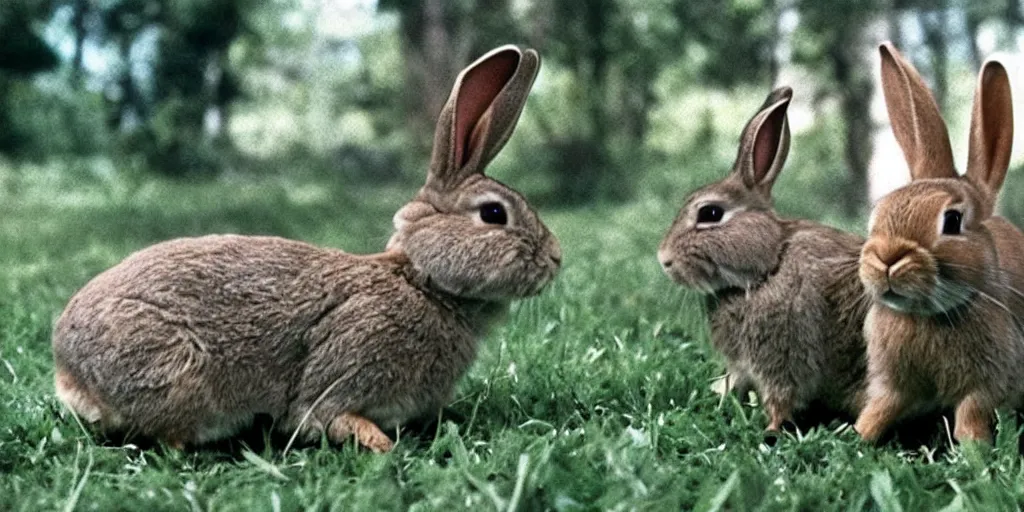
[752,109,784,183]
[453,51,520,168]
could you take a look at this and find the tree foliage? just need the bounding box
[1,0,1022,205]
[0,0,60,154]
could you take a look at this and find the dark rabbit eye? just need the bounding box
[480,202,508,225]
[942,210,962,235]
[697,204,725,224]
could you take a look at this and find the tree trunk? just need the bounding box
[620,63,655,143]
[421,0,454,119]
[584,0,609,151]
[523,0,552,48]
[887,0,904,49]
[71,0,88,88]
[919,4,949,112]
[393,0,461,150]
[768,0,781,85]
[0,75,14,153]
[107,33,136,130]
[831,28,874,217]
[964,9,983,70]
[564,0,614,202]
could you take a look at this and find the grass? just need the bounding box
[2,160,1024,511]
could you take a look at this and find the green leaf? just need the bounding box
[870,470,903,512]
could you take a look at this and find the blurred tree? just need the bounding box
[152,0,246,152]
[97,0,249,175]
[0,0,60,154]
[3,0,1019,211]
[61,0,95,87]
[379,0,521,153]
[999,0,1024,46]
[962,0,1022,69]
[0,1,59,76]
[918,1,951,111]
[525,0,775,203]
[673,0,777,88]
[794,0,884,217]
[899,0,990,114]
[527,0,620,203]
[97,0,160,131]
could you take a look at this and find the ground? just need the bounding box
[2,163,1023,511]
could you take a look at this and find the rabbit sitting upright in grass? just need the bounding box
[855,43,1024,444]
[52,45,561,452]
[658,88,871,435]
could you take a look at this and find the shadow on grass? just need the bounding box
[778,405,992,457]
[72,407,469,463]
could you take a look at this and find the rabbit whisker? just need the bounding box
[940,262,1024,303]
[934,278,969,308]
[958,282,1013,317]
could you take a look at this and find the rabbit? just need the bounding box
[658,87,871,434]
[854,42,1024,444]
[51,45,561,453]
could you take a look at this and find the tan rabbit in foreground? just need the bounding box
[855,43,1024,444]
[52,45,561,452]
[658,87,870,434]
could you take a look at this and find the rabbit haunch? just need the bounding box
[51,45,561,452]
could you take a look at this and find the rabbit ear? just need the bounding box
[966,60,1014,196]
[878,42,956,180]
[735,86,792,196]
[426,45,540,190]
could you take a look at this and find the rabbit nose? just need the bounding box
[879,246,915,268]
[863,238,918,281]
[547,237,562,266]
[887,255,918,282]
[657,248,673,268]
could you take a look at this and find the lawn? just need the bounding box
[2,161,1024,511]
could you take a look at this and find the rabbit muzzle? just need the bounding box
[657,246,726,293]
[861,237,941,314]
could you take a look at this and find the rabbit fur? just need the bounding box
[52,45,561,452]
[855,42,1024,444]
[658,87,871,433]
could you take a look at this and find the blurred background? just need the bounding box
[3,0,1024,231]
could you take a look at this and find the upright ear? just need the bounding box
[966,59,1014,196]
[878,42,957,180]
[426,45,541,190]
[734,86,792,197]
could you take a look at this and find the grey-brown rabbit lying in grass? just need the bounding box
[52,45,561,452]
[658,87,871,434]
